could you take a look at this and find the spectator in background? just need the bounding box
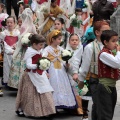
[110,0,120,40]
[1,0,6,5]
[6,0,19,20]
[92,0,114,23]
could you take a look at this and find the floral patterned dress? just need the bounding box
[8,47,26,88]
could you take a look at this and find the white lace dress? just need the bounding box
[43,46,76,109]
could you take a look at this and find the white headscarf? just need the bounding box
[66,33,82,51]
[13,8,37,58]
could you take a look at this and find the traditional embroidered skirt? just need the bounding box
[16,72,56,117]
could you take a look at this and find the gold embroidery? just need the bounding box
[47,49,62,69]
[10,31,13,36]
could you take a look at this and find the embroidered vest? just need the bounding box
[90,40,101,75]
[98,47,119,80]
[47,49,62,69]
[26,54,43,75]
[4,36,18,46]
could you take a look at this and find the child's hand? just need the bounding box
[78,81,84,89]
[7,52,14,55]
[12,44,16,50]
[73,73,79,82]
[65,63,70,69]
[116,45,120,51]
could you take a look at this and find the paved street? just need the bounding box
[0,81,120,120]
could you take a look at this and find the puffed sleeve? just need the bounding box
[26,57,37,69]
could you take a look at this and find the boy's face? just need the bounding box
[104,36,118,50]
[51,1,57,7]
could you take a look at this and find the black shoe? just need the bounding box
[16,111,25,117]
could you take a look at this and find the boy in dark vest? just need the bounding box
[97,30,120,120]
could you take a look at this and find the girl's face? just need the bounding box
[76,11,82,16]
[54,20,63,30]
[95,25,110,38]
[69,35,80,50]
[0,6,3,13]
[18,19,22,27]
[33,42,45,51]
[19,5,24,14]
[6,18,15,30]
[52,36,62,46]
[104,36,118,50]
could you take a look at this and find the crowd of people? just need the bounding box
[0,0,120,120]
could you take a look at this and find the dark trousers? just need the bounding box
[89,77,99,120]
[97,83,117,120]
[6,0,18,20]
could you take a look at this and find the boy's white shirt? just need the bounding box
[78,41,103,82]
[100,51,120,69]
[70,45,83,74]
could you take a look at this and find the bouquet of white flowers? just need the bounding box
[21,33,31,47]
[61,50,73,63]
[76,80,89,96]
[70,14,83,28]
[38,57,51,70]
[79,85,88,96]
[40,5,48,13]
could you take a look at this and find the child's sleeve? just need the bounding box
[26,57,37,70]
[100,51,120,69]
[0,31,5,42]
[57,6,64,15]
[72,46,83,74]
[78,44,93,82]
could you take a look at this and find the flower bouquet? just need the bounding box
[61,49,73,63]
[40,5,49,13]
[21,33,31,48]
[82,2,88,13]
[70,14,83,28]
[76,80,89,96]
[38,57,51,71]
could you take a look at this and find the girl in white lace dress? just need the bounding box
[42,30,76,109]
